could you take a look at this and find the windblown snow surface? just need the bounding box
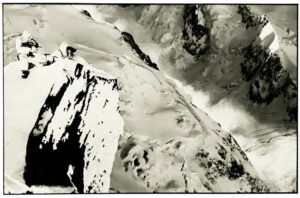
[3,4,297,193]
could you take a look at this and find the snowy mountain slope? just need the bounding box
[3,4,272,193]
[236,127,297,192]
[3,5,146,67]
[107,56,270,192]
[96,4,297,123]
[88,5,297,192]
[85,45,271,192]
[5,52,123,193]
[167,75,297,192]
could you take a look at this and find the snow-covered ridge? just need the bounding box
[5,38,124,193]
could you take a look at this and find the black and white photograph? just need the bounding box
[2,1,298,194]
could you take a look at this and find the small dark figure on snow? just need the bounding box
[16,31,39,78]
[49,42,77,62]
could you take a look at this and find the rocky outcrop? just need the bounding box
[239,7,297,121]
[237,5,268,29]
[182,5,210,60]
[241,42,297,121]
[80,10,92,18]
[121,31,159,70]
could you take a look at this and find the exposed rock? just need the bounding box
[237,5,269,29]
[121,31,159,70]
[241,32,297,121]
[182,5,210,60]
[80,10,92,18]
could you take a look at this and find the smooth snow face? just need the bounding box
[72,5,106,23]
[259,22,279,53]
[3,4,146,67]
[235,128,297,192]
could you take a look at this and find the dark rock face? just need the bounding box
[24,79,73,187]
[23,60,122,193]
[182,5,210,60]
[121,31,159,70]
[237,5,269,29]
[241,43,297,121]
[237,5,297,121]
[80,10,91,18]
